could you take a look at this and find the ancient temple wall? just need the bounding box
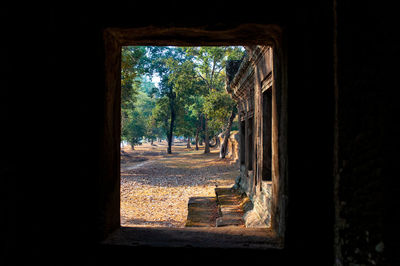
[231,46,276,228]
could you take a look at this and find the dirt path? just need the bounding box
[121,160,152,171]
[120,141,238,227]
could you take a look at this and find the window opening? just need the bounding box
[103,27,287,249]
[120,46,247,228]
[247,117,254,171]
[262,88,272,181]
[240,119,246,166]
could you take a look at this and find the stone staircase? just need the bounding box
[186,186,249,227]
[185,196,218,227]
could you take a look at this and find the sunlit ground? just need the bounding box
[120,140,238,227]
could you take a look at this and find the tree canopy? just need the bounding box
[120,46,245,153]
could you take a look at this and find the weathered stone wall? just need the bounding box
[218,130,239,162]
[244,181,272,228]
[3,2,395,264]
[228,46,277,228]
[333,1,397,264]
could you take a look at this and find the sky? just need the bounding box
[151,73,161,87]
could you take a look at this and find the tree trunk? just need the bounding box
[167,89,176,154]
[195,127,199,150]
[151,138,153,145]
[220,109,236,159]
[209,135,219,148]
[199,114,204,146]
[167,115,175,154]
[187,137,191,148]
[204,115,210,153]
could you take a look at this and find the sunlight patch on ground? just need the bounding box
[120,140,239,227]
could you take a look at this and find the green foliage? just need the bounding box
[121,46,146,147]
[184,46,244,91]
[151,96,171,135]
[175,104,197,138]
[121,46,245,149]
[121,109,146,146]
[121,46,146,109]
[184,46,244,141]
[146,116,164,141]
[167,58,204,99]
[121,49,156,148]
[203,90,236,134]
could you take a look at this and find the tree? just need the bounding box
[151,96,171,140]
[219,107,237,158]
[134,76,158,144]
[187,95,205,150]
[120,45,244,154]
[184,46,244,153]
[145,46,203,154]
[201,89,238,158]
[121,46,148,149]
[121,46,146,133]
[146,116,164,145]
[166,56,205,150]
[143,47,187,153]
[121,110,146,149]
[175,102,198,148]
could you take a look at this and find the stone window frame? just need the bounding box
[247,116,255,171]
[239,117,246,167]
[101,24,288,249]
[261,73,273,183]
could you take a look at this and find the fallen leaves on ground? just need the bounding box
[120,141,238,227]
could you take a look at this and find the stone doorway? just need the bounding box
[102,25,288,249]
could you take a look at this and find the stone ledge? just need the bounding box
[215,187,245,227]
[103,226,280,250]
[216,216,243,227]
[186,197,218,227]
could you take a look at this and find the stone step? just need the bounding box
[185,187,247,228]
[185,197,218,227]
[215,187,245,227]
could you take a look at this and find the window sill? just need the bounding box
[101,226,282,250]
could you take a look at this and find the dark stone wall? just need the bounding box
[2,1,395,264]
[284,3,335,262]
[335,1,398,264]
